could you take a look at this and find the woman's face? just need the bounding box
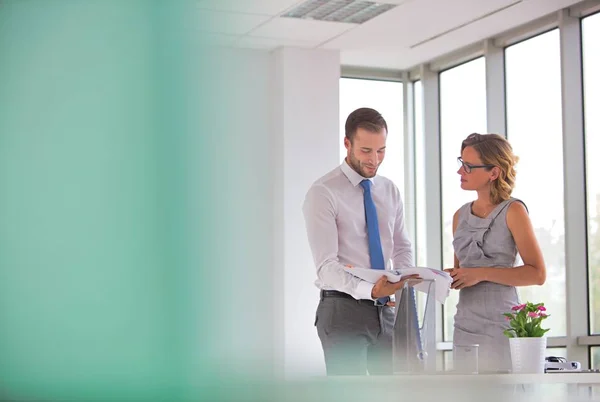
[458,146,495,191]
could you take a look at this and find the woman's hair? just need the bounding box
[461,133,519,204]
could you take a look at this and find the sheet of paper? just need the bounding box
[342,266,452,304]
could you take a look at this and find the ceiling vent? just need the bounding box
[281,0,398,24]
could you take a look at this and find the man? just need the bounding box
[302,107,418,376]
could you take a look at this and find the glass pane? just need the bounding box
[505,29,566,337]
[583,12,600,335]
[444,350,453,371]
[414,80,426,267]
[593,347,600,397]
[339,78,404,194]
[439,58,487,341]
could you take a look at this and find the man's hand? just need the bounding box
[371,274,421,302]
[449,267,483,289]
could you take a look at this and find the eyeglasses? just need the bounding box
[457,157,494,174]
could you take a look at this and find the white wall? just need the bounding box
[272,47,341,377]
[194,46,341,379]
[178,45,280,383]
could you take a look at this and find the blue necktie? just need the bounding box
[360,180,422,353]
[360,180,389,305]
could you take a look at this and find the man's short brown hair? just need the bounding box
[345,107,388,143]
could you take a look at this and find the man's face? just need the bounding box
[344,127,387,178]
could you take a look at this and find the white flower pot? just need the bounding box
[509,337,547,374]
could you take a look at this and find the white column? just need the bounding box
[420,64,442,275]
[558,9,589,368]
[484,39,507,136]
[403,72,416,245]
[419,64,444,360]
[272,47,341,377]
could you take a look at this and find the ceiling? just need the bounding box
[194,0,588,70]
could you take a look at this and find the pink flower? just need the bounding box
[539,312,547,317]
[505,316,511,321]
[528,312,539,318]
[537,306,546,312]
[512,304,526,311]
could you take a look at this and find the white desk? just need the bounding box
[327,372,600,384]
[281,373,600,401]
[308,371,600,382]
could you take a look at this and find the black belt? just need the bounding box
[320,290,375,304]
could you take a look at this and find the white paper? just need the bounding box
[342,266,452,304]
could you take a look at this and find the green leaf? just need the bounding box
[531,327,544,337]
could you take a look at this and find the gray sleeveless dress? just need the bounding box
[452,197,524,372]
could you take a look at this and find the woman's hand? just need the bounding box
[449,267,483,289]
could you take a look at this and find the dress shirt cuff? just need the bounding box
[355,280,375,301]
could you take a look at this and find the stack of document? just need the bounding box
[342,266,452,304]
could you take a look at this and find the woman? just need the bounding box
[447,133,546,372]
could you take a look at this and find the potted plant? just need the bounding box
[503,302,550,374]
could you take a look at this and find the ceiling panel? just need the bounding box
[194,32,241,48]
[322,0,521,49]
[196,0,303,16]
[194,0,415,16]
[237,35,320,50]
[190,0,590,70]
[195,8,272,35]
[335,0,585,69]
[401,0,582,66]
[248,17,356,42]
[379,0,417,3]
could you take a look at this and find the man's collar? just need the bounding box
[341,159,376,187]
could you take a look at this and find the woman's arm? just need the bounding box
[479,201,546,286]
[445,210,461,276]
[453,209,460,269]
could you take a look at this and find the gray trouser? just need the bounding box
[314,293,395,375]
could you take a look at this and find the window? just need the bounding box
[439,58,487,341]
[339,78,404,194]
[506,29,566,336]
[583,12,600,335]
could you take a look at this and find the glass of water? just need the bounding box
[453,344,479,374]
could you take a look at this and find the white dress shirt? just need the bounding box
[302,160,414,301]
